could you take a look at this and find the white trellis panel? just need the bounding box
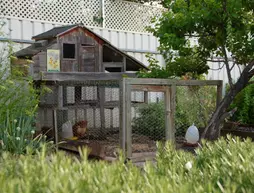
[104,0,164,32]
[1,0,102,28]
[0,0,164,33]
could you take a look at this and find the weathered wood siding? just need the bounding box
[57,28,102,72]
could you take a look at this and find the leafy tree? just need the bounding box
[143,0,254,139]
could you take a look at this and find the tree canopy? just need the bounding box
[140,0,254,80]
[140,0,254,139]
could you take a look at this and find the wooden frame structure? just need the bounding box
[121,78,223,158]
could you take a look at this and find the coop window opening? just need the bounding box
[63,43,76,59]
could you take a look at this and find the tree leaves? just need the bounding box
[144,0,254,79]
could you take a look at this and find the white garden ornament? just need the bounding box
[185,124,199,144]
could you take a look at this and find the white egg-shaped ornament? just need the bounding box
[185,124,199,144]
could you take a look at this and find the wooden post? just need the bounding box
[75,86,82,104]
[98,45,103,72]
[125,81,132,158]
[170,84,176,143]
[123,56,126,72]
[98,86,106,137]
[144,91,148,103]
[57,85,63,108]
[53,109,58,148]
[119,79,126,152]
[216,82,223,108]
[164,87,171,141]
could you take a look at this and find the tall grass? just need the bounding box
[0,136,253,193]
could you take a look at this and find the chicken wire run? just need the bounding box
[36,78,222,158]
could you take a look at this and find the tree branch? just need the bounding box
[249,67,254,78]
[221,46,233,87]
[229,61,236,71]
[206,59,225,63]
[210,63,225,71]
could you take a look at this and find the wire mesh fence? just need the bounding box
[37,80,122,157]
[131,91,165,154]
[124,79,221,157]
[36,78,221,158]
[175,85,218,143]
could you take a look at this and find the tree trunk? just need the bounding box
[202,61,254,140]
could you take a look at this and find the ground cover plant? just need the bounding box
[0,136,253,193]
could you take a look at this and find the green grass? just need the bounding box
[0,136,254,193]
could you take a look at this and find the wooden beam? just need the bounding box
[119,79,126,152]
[98,44,103,72]
[131,85,167,92]
[164,87,171,141]
[98,87,106,137]
[53,109,59,148]
[125,83,132,158]
[170,84,176,142]
[144,91,148,104]
[123,57,126,72]
[38,72,137,81]
[125,78,223,86]
[103,62,123,68]
[57,85,63,108]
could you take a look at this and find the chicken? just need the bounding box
[72,120,87,139]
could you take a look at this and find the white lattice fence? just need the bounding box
[0,0,164,32]
[104,0,164,32]
[1,0,102,27]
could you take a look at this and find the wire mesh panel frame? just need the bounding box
[38,78,123,157]
[122,78,223,158]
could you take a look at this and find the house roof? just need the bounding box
[15,24,149,71]
[32,25,77,40]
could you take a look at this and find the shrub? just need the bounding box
[229,82,254,124]
[132,86,217,139]
[0,48,51,154]
[132,102,165,140]
[0,136,253,192]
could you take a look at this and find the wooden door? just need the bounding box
[80,46,96,72]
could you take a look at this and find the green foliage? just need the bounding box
[143,0,254,79]
[0,137,254,192]
[132,86,217,139]
[175,86,217,134]
[229,82,254,124]
[0,39,51,154]
[132,102,165,140]
[137,54,173,78]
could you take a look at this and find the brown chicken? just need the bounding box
[72,120,87,139]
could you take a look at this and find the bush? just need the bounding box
[229,83,254,124]
[132,102,165,140]
[0,137,253,192]
[0,54,51,154]
[132,86,217,139]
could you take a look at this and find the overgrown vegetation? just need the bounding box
[132,86,216,139]
[0,136,253,192]
[0,33,50,154]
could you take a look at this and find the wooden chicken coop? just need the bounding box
[12,24,149,158]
